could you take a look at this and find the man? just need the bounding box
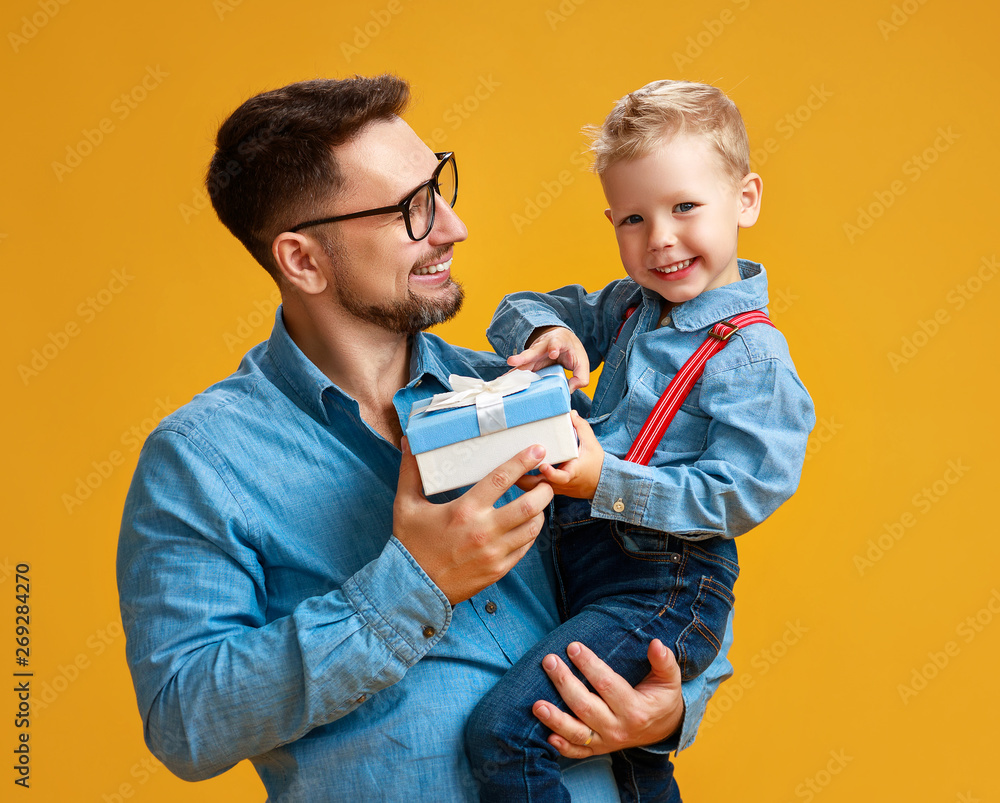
[117,75,734,802]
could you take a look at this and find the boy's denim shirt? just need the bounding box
[488,259,816,539]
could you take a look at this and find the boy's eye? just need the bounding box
[621,214,643,225]
[674,202,696,213]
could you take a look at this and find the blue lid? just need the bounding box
[406,365,571,454]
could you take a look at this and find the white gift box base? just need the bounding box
[414,412,579,496]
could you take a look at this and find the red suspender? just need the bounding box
[614,306,639,343]
[623,310,775,466]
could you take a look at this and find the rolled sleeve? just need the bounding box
[119,430,452,781]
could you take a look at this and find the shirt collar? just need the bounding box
[263,307,457,425]
[263,307,341,425]
[408,331,459,390]
[656,259,769,332]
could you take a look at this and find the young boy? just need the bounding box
[466,80,815,802]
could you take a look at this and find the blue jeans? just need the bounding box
[466,498,738,802]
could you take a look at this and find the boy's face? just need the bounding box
[601,133,761,306]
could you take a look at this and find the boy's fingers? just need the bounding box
[538,463,572,485]
[514,472,547,491]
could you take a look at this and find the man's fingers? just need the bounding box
[646,639,682,686]
[532,650,615,758]
[563,641,632,715]
[465,444,547,507]
[532,700,597,759]
[491,480,553,542]
[394,437,424,501]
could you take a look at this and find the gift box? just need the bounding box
[406,365,579,495]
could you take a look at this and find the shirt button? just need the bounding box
[660,315,672,327]
[422,626,436,638]
[613,498,625,513]
[485,601,498,614]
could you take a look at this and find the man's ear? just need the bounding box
[272,232,329,295]
[737,173,763,229]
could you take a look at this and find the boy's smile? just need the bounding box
[601,133,762,306]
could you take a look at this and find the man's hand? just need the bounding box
[393,439,555,606]
[516,411,604,500]
[531,639,684,757]
[506,326,590,392]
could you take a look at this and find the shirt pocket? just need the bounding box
[625,367,711,457]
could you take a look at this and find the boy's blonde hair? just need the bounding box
[587,80,750,185]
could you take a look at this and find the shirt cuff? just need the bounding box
[590,454,651,526]
[340,536,453,666]
[488,309,570,357]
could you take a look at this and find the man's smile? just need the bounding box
[412,256,453,276]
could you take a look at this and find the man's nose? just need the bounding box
[428,198,468,245]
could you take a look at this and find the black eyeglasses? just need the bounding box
[289,152,458,242]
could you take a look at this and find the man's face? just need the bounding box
[315,117,468,334]
[602,133,758,305]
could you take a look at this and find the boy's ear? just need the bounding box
[737,173,763,228]
[272,232,330,295]
[604,208,614,224]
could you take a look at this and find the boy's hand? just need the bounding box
[507,326,590,392]
[517,411,604,499]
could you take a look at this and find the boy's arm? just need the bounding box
[487,280,639,368]
[592,352,816,536]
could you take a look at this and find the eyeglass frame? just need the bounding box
[287,152,458,242]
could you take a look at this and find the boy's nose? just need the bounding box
[647,223,678,251]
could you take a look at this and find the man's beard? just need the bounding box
[320,235,465,335]
[337,278,464,335]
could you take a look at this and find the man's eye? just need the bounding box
[674,202,696,213]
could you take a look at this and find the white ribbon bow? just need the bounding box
[423,369,540,435]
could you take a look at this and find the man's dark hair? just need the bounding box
[207,75,410,281]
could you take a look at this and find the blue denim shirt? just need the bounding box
[117,309,734,803]
[488,260,815,539]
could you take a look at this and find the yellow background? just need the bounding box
[4,0,998,800]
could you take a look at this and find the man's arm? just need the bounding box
[118,430,551,781]
[527,610,735,757]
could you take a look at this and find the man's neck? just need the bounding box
[281,297,411,444]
